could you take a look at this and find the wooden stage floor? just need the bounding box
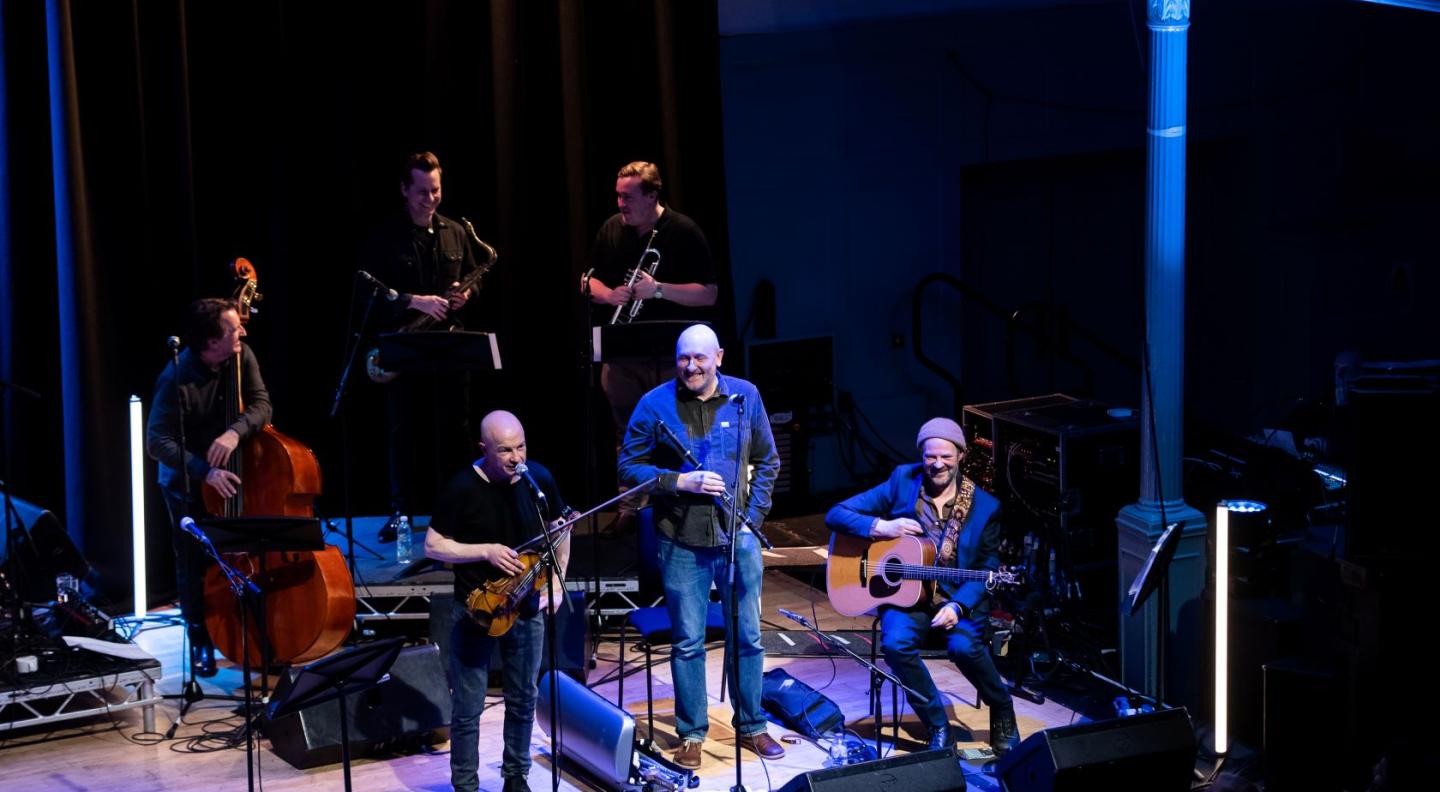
[0,569,1084,791]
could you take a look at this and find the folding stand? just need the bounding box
[266,637,405,792]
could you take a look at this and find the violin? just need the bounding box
[464,507,578,637]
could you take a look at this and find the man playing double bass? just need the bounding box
[146,298,271,677]
[424,410,569,792]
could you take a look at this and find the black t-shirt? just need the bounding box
[587,207,716,323]
[431,460,567,603]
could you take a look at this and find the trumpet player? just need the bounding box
[583,161,719,435]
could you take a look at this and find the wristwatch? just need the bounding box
[653,283,665,301]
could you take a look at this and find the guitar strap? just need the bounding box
[935,477,976,568]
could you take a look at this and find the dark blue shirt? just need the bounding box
[619,374,780,547]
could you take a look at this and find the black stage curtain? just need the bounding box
[0,0,732,601]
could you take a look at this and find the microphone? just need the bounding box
[729,393,746,406]
[514,462,547,504]
[357,270,400,301]
[167,336,182,351]
[178,516,203,541]
[778,607,811,628]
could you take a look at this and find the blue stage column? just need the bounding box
[1116,0,1209,710]
[47,0,104,558]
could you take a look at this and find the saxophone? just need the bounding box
[365,218,497,383]
[608,228,661,325]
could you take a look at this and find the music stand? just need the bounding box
[1126,521,1183,706]
[267,637,405,792]
[198,516,324,700]
[375,330,502,374]
[200,516,325,553]
[591,320,705,362]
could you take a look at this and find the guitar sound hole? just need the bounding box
[868,557,902,598]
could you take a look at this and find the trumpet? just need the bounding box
[609,228,661,325]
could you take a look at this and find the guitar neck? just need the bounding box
[888,563,992,585]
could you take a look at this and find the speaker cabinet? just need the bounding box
[264,642,451,768]
[778,747,967,792]
[995,708,1196,791]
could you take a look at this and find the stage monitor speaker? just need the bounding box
[777,747,967,792]
[995,707,1195,791]
[1,495,89,603]
[264,642,451,769]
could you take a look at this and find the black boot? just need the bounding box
[990,708,1020,756]
[191,643,217,678]
[927,723,954,751]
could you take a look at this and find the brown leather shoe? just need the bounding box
[673,739,704,769]
[738,731,786,759]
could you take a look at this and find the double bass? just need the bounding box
[201,258,355,666]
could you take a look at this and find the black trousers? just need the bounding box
[162,491,214,649]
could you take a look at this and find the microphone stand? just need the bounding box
[182,520,263,792]
[778,609,928,761]
[521,472,566,792]
[727,394,748,792]
[330,273,391,589]
[162,341,209,738]
[577,267,603,672]
[653,409,771,792]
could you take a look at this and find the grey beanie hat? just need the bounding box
[916,417,966,451]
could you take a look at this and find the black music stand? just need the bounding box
[199,516,324,701]
[1126,521,1183,706]
[591,320,706,362]
[267,637,405,792]
[201,516,325,553]
[375,330,503,375]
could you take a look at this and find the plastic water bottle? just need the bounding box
[825,728,848,767]
[55,573,79,604]
[395,515,413,564]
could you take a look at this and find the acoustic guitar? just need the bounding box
[826,531,1021,617]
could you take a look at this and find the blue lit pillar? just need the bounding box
[1116,0,1209,710]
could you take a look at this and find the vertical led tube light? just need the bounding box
[129,395,147,618]
[1214,501,1229,755]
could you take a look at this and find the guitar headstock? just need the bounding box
[993,565,1025,588]
[230,257,262,323]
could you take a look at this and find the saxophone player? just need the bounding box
[359,151,483,536]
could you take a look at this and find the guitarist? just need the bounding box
[825,417,1020,755]
[360,151,482,537]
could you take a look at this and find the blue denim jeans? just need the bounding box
[879,605,1013,730]
[449,600,543,791]
[659,532,767,741]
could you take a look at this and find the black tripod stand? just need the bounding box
[179,518,265,792]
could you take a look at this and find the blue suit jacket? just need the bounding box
[826,463,1002,613]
